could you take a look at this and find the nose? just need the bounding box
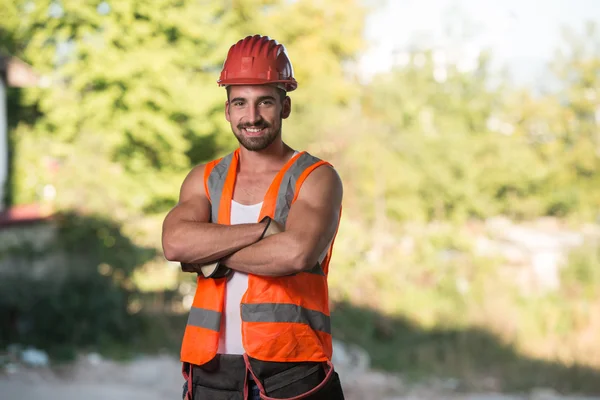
[246,105,261,125]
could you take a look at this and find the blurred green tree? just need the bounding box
[333,22,600,225]
[506,22,600,220]
[1,0,366,223]
[339,48,547,223]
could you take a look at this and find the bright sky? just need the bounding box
[359,0,600,86]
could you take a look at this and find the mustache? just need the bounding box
[238,120,270,130]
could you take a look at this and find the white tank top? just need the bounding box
[218,200,262,355]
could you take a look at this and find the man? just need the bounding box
[162,34,345,400]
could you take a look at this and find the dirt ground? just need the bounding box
[1,354,599,400]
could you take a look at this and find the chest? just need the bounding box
[232,171,278,205]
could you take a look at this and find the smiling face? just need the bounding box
[225,85,291,152]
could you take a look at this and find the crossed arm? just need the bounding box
[161,163,343,277]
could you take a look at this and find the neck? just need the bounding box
[238,139,295,173]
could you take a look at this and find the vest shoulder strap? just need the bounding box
[203,159,221,203]
[204,151,236,223]
[273,152,331,226]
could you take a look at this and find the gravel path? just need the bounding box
[1,354,598,400]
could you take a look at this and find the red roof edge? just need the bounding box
[0,204,52,228]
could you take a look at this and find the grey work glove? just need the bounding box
[180,260,227,278]
[260,216,284,238]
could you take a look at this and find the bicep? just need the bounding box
[165,164,211,225]
[285,165,343,259]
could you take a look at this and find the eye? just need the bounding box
[260,100,274,106]
[232,101,244,107]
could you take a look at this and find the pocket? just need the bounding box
[261,364,347,400]
[192,384,244,400]
[263,366,345,400]
[245,356,346,400]
[190,355,247,400]
[308,371,345,400]
[264,363,324,397]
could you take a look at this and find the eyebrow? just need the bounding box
[230,95,278,103]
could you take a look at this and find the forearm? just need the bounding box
[162,221,265,264]
[220,232,306,276]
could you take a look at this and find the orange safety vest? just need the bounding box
[180,149,341,366]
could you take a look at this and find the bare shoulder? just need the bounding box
[179,163,209,202]
[296,163,343,204]
[164,163,211,225]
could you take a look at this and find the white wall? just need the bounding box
[0,79,6,212]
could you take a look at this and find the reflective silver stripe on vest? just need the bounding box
[207,152,234,223]
[241,303,331,334]
[274,153,322,227]
[187,306,221,332]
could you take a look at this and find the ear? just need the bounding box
[281,96,291,119]
[225,100,231,122]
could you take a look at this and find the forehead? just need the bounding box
[227,85,280,99]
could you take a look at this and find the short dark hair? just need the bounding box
[226,86,287,103]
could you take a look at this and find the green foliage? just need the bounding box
[322,25,600,225]
[332,300,600,393]
[3,0,365,219]
[561,239,600,300]
[329,222,600,392]
[0,213,157,357]
[4,1,595,224]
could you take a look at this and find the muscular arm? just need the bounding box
[161,164,266,265]
[220,165,343,276]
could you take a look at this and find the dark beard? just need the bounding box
[234,120,280,151]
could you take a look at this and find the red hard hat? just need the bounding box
[217,35,298,92]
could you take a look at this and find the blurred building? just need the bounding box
[0,54,44,226]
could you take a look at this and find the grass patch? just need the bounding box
[331,300,600,394]
[329,223,600,394]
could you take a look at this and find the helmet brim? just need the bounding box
[217,77,297,92]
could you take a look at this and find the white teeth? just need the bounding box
[245,128,261,132]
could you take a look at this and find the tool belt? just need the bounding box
[183,354,345,399]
